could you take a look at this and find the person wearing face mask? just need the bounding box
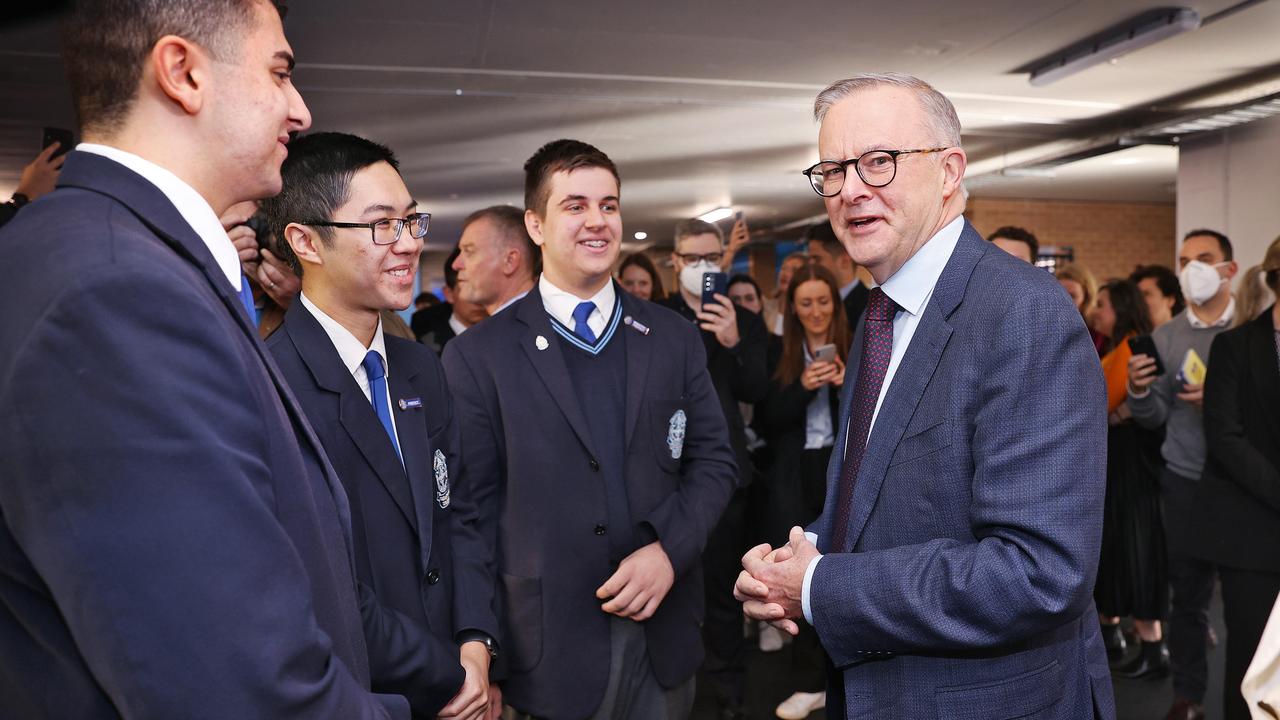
[658,217,768,720]
[660,215,768,712]
[752,264,849,719]
[1127,229,1239,720]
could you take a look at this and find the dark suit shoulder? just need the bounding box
[1,187,175,276]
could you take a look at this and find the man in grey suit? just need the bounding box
[736,73,1115,719]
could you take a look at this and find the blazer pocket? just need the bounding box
[649,398,687,473]
[934,659,1064,720]
[499,573,542,674]
[888,417,951,467]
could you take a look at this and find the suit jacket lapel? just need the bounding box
[58,150,362,568]
[285,302,419,533]
[514,290,598,457]
[387,343,435,573]
[833,221,985,550]
[844,306,953,548]
[620,291,654,448]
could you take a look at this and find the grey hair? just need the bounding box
[813,72,962,147]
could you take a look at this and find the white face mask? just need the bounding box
[1179,260,1229,306]
[679,261,717,297]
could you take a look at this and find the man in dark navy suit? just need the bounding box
[0,1,407,718]
[442,139,738,720]
[737,73,1114,720]
[262,132,499,719]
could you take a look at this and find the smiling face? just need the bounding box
[525,166,622,296]
[619,263,654,300]
[301,161,422,321]
[817,86,965,284]
[206,0,311,202]
[792,278,835,340]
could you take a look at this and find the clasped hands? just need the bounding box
[733,526,821,636]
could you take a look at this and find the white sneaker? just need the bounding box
[758,621,785,652]
[775,691,826,719]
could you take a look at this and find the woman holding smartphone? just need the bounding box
[1092,279,1169,679]
[752,265,848,719]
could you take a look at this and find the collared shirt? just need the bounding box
[803,344,835,449]
[539,275,616,337]
[300,293,399,443]
[491,289,531,316]
[76,143,242,292]
[1187,297,1235,329]
[448,314,469,337]
[801,214,965,622]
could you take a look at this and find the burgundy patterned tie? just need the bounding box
[830,288,899,553]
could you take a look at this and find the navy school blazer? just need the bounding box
[441,285,738,719]
[0,151,408,718]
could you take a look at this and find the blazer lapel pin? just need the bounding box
[398,397,423,411]
[623,316,650,335]
[535,335,549,351]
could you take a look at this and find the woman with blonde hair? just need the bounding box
[1234,234,1280,326]
[1057,262,1105,355]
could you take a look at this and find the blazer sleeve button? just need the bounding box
[594,524,607,536]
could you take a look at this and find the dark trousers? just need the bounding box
[1160,468,1217,704]
[701,489,748,710]
[1219,567,1280,720]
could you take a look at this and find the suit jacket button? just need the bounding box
[594,524,607,536]
[426,569,441,584]
[589,458,600,472]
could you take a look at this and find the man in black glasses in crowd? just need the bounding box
[660,218,768,719]
[262,132,499,720]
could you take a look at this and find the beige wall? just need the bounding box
[966,197,1177,282]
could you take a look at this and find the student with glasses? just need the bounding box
[263,132,498,720]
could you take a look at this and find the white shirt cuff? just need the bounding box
[801,531,821,624]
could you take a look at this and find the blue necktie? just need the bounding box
[361,350,402,462]
[237,275,258,327]
[572,301,598,344]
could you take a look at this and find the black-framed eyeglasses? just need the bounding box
[300,212,431,245]
[675,251,724,265]
[802,148,950,197]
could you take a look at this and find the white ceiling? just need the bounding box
[1,0,1278,252]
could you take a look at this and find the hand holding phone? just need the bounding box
[1127,335,1164,375]
[42,127,75,160]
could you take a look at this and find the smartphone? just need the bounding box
[701,271,729,308]
[1126,335,1164,376]
[42,126,74,159]
[733,210,744,224]
[812,343,837,363]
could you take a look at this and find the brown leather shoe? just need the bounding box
[1164,698,1205,720]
